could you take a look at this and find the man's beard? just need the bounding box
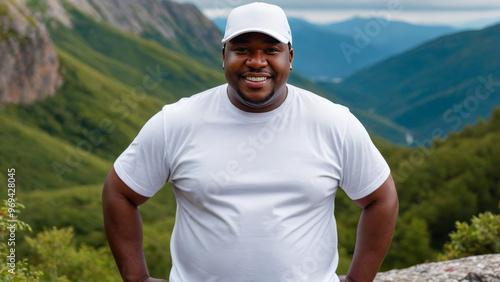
[236,89,275,109]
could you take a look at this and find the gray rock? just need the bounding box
[0,0,62,104]
[375,254,500,282]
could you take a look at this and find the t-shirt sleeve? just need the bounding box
[339,112,390,200]
[113,110,170,197]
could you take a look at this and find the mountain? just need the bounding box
[213,17,455,80]
[323,16,456,58]
[0,0,63,104]
[288,18,386,80]
[320,23,500,144]
[37,0,223,67]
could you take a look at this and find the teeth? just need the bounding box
[245,77,267,82]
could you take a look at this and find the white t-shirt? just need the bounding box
[114,84,390,282]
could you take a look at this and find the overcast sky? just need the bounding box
[175,0,500,28]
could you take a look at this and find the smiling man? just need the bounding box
[103,2,398,282]
[223,32,292,112]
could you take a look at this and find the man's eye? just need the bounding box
[234,48,248,52]
[266,48,279,53]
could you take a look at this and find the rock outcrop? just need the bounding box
[374,254,500,281]
[0,0,62,104]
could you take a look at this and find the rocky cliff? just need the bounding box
[0,0,62,104]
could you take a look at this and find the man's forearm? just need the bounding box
[346,188,398,281]
[103,184,150,282]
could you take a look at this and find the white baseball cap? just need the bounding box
[222,2,292,45]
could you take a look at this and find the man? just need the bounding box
[102,2,398,282]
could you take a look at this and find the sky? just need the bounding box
[175,0,500,28]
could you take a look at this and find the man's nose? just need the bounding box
[246,51,267,69]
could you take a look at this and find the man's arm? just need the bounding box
[102,167,165,282]
[345,174,399,282]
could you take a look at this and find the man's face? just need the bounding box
[223,32,294,113]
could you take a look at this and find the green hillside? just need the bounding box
[391,108,500,247]
[4,7,226,163]
[321,23,500,143]
[50,5,226,102]
[1,1,499,280]
[372,107,500,268]
[0,111,111,190]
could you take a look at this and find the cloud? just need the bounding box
[177,0,500,10]
[195,0,500,28]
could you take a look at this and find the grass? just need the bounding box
[0,112,111,192]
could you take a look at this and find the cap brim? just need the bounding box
[222,28,290,44]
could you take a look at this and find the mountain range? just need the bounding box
[321,22,500,144]
[213,16,456,80]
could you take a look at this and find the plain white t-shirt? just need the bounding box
[114,84,390,282]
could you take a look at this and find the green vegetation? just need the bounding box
[438,206,500,261]
[0,200,42,281]
[0,3,8,17]
[26,227,120,281]
[1,1,499,279]
[26,0,49,15]
[0,113,111,190]
[0,200,121,281]
[15,184,176,280]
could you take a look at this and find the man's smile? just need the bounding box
[244,77,269,82]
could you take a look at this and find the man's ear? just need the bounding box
[222,45,226,69]
[289,48,294,69]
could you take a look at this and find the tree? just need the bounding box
[0,200,42,281]
[437,204,500,261]
[25,227,121,281]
